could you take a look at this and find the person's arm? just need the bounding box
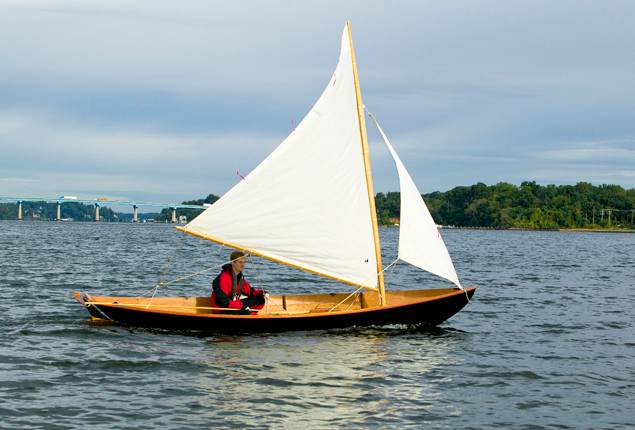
[243,279,263,298]
[217,273,243,309]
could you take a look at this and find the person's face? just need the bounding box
[232,257,245,274]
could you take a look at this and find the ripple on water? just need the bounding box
[0,223,634,429]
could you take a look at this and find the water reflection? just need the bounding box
[188,327,462,427]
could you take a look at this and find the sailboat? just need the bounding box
[73,22,475,332]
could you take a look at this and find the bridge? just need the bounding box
[0,196,207,222]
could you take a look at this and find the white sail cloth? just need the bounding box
[367,112,463,289]
[181,26,379,290]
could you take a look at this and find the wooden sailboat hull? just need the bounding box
[72,287,475,333]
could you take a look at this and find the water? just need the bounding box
[1,221,633,429]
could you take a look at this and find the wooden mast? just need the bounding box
[346,20,387,306]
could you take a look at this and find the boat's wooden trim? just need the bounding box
[175,226,378,292]
[73,287,475,320]
[83,302,246,312]
[346,20,386,306]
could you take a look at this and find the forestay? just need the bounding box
[179,26,379,290]
[367,112,463,289]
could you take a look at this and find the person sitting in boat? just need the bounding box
[211,251,265,314]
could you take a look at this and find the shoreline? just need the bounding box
[445,227,635,234]
[2,219,634,233]
[378,223,635,234]
[557,228,635,234]
[432,225,635,234]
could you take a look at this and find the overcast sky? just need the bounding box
[1,0,634,204]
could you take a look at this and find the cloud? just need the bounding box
[539,139,635,162]
[1,0,634,201]
[0,177,40,184]
[0,109,282,201]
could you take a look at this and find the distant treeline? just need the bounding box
[164,183,635,229]
[376,181,635,229]
[3,183,634,229]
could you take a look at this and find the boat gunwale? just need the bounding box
[74,287,475,320]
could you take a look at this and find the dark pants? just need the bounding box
[241,296,265,309]
[222,295,265,315]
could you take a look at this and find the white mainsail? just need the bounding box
[179,25,379,290]
[367,111,463,289]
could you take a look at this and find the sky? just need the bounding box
[1,0,634,205]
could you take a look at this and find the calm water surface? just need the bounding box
[0,221,633,429]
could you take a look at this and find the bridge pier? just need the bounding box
[171,207,177,223]
[17,201,22,220]
[56,202,61,222]
[95,204,100,222]
[133,205,138,223]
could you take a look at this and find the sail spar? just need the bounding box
[178,24,380,291]
[367,111,463,289]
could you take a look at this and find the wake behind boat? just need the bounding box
[73,21,475,333]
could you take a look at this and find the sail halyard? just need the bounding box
[346,20,387,306]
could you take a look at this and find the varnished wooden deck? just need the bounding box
[74,288,464,317]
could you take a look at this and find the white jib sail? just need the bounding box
[181,25,379,290]
[367,111,463,289]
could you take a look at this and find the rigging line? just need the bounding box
[146,254,174,299]
[157,239,179,288]
[380,258,399,274]
[463,286,472,304]
[146,233,185,307]
[247,254,269,313]
[88,303,113,321]
[146,283,160,309]
[247,253,265,291]
[327,287,363,313]
[145,223,205,297]
[170,254,249,286]
[326,259,398,312]
[141,254,251,297]
[344,294,358,312]
[139,265,216,297]
[143,227,189,297]
[158,264,221,288]
[83,293,113,321]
